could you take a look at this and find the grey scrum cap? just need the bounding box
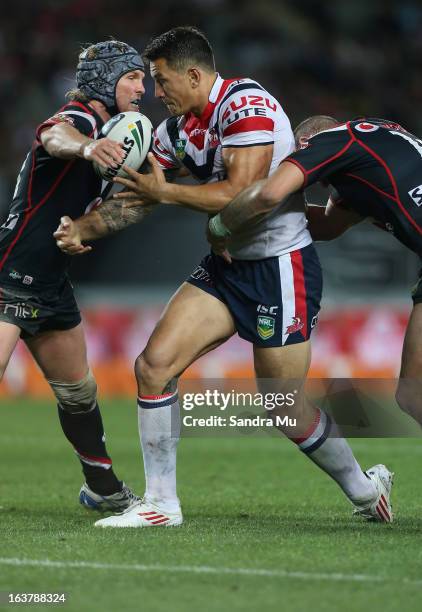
[76,40,144,111]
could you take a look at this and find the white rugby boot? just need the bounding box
[352,464,394,523]
[79,482,140,512]
[94,498,183,528]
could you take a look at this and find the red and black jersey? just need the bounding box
[0,102,107,292]
[286,119,422,256]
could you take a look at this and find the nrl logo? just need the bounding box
[257,315,275,340]
[175,138,187,160]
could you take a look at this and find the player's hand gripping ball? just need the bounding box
[94,111,153,181]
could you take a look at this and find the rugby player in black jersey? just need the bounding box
[0,40,146,512]
[209,115,422,428]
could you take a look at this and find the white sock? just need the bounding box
[137,391,181,512]
[293,408,376,504]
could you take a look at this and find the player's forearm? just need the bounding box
[77,200,152,241]
[162,180,237,213]
[209,179,271,236]
[210,161,307,237]
[40,124,92,160]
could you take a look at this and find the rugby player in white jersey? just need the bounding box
[55,27,392,527]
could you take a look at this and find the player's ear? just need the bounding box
[298,135,309,149]
[187,67,201,89]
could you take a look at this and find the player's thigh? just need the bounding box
[396,303,422,419]
[25,323,89,382]
[0,321,21,379]
[253,340,311,380]
[253,340,312,432]
[140,282,236,376]
[399,303,422,377]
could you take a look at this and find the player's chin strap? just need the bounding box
[106,98,143,116]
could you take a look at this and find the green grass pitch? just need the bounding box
[1,399,422,612]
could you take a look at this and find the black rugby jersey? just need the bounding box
[0,102,107,291]
[286,119,422,256]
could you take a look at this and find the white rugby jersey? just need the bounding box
[153,74,311,258]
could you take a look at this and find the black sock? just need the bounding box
[57,403,122,495]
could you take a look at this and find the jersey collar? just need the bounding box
[197,73,225,125]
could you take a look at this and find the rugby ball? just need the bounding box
[94,111,153,181]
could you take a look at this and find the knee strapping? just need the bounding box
[49,370,97,414]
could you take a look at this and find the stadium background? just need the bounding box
[0,0,421,396]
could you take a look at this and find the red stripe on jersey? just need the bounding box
[354,138,422,236]
[36,101,95,141]
[345,173,397,202]
[304,138,354,176]
[184,115,206,149]
[67,101,94,114]
[223,117,274,137]
[290,249,308,339]
[200,78,240,124]
[153,151,175,169]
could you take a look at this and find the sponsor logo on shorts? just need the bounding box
[9,269,22,280]
[257,304,279,315]
[257,315,275,340]
[311,315,318,328]
[409,185,422,207]
[175,138,187,160]
[190,265,212,284]
[2,302,32,319]
[286,316,304,334]
[23,275,33,285]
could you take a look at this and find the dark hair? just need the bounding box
[143,26,215,72]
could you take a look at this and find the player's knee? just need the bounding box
[48,369,97,414]
[395,381,422,424]
[135,349,176,388]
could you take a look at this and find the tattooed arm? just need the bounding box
[54,198,153,255]
[208,161,305,237]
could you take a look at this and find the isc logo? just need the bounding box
[257,304,279,315]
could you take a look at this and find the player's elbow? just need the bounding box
[40,127,64,158]
[39,128,55,154]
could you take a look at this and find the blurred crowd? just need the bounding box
[1,0,421,203]
[0,0,420,287]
